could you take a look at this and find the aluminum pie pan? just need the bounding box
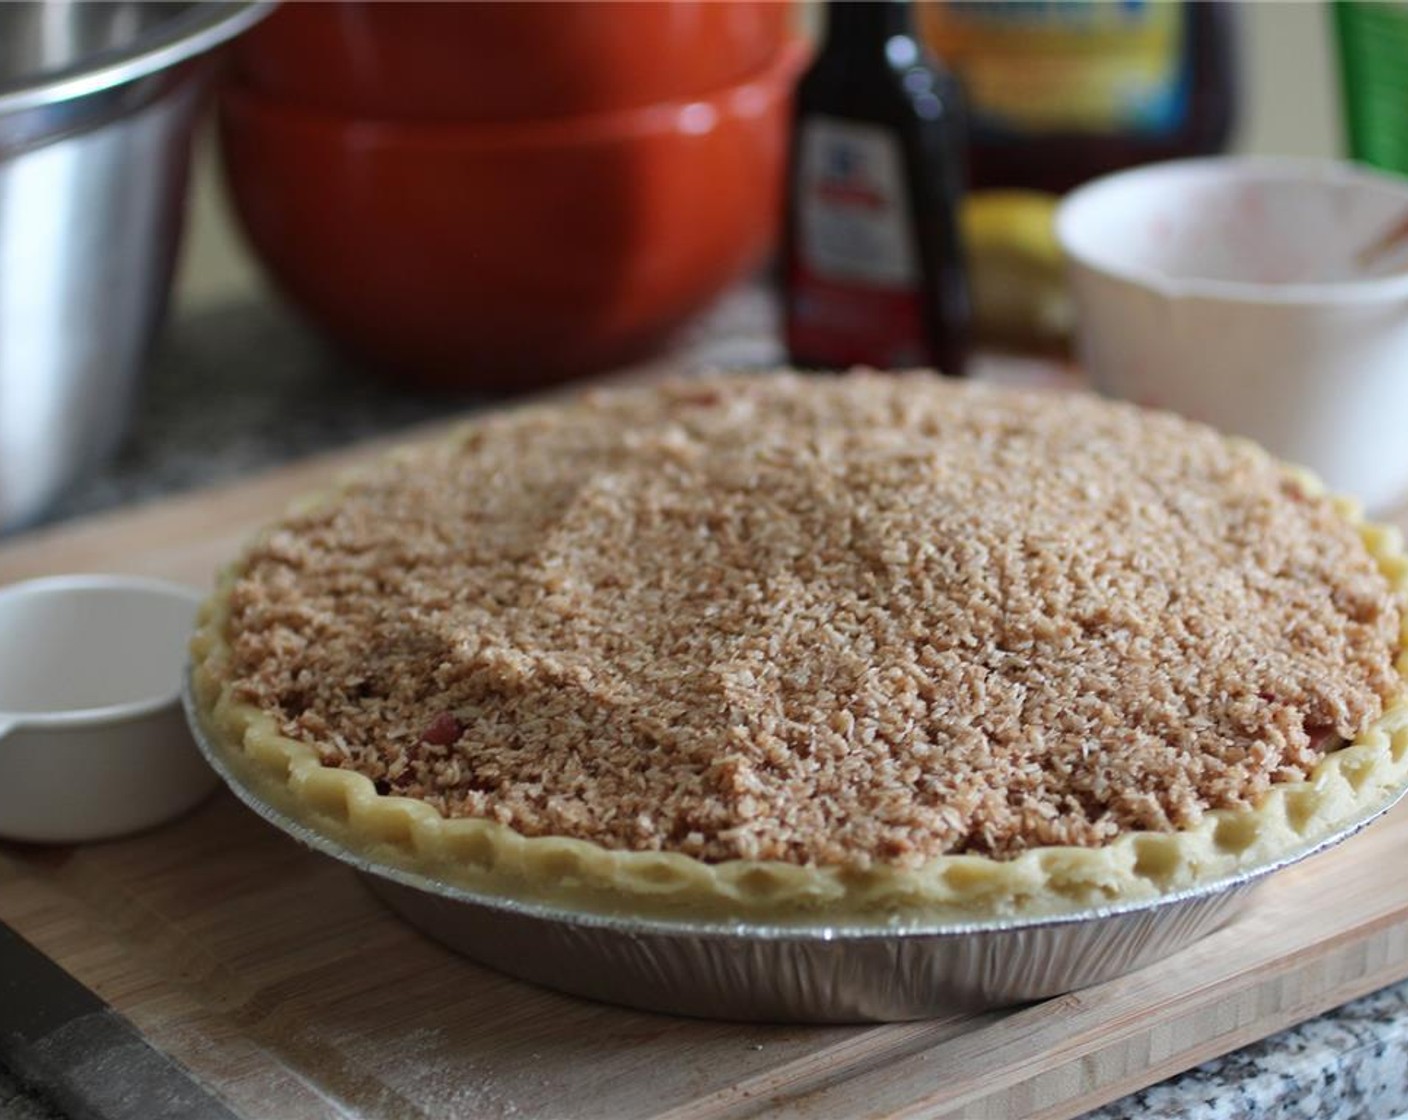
[183,674,1408,1022]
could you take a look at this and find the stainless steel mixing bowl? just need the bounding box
[0,1,270,532]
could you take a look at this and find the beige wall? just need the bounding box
[178,131,262,312]
[1237,0,1341,158]
[173,0,1347,315]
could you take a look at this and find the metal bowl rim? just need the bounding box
[184,666,1408,944]
[0,0,275,116]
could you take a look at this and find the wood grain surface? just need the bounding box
[3,409,1408,1120]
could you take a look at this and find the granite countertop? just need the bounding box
[4,287,1408,1120]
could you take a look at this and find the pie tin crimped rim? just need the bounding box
[181,667,1408,944]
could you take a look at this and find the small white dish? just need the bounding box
[0,574,217,843]
[1056,157,1408,511]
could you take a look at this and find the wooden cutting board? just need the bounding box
[5,415,1408,1120]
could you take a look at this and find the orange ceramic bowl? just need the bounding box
[230,0,793,121]
[219,43,805,389]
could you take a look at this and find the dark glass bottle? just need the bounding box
[782,0,970,376]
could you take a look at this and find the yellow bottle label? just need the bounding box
[919,0,1187,135]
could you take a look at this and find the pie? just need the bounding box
[189,372,1408,924]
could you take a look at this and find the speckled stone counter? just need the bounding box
[4,288,1408,1120]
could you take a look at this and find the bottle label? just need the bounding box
[919,0,1188,138]
[788,117,929,368]
[796,117,919,286]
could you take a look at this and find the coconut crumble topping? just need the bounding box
[221,373,1403,868]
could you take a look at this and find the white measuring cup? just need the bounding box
[1057,157,1408,511]
[0,574,217,843]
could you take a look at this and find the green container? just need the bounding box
[1335,0,1408,172]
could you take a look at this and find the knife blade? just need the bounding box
[0,921,240,1120]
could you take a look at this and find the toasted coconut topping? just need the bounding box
[222,373,1402,868]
